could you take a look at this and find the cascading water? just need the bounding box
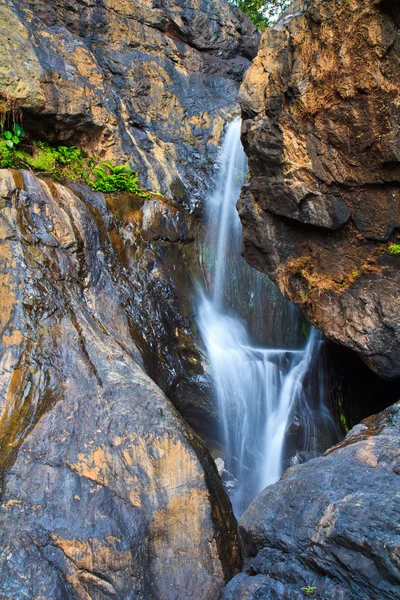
[198,119,338,517]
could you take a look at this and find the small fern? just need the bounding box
[91,162,149,196]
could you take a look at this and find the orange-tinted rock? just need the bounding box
[239,0,400,379]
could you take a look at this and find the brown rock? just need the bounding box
[238,0,400,379]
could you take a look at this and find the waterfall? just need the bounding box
[198,119,338,517]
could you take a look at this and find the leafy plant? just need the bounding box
[0,140,14,168]
[3,123,25,148]
[301,587,317,598]
[230,0,294,29]
[388,243,400,255]
[0,124,156,197]
[91,162,149,196]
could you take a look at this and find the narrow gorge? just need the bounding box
[0,1,399,599]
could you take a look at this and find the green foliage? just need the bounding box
[339,412,349,433]
[231,0,294,29]
[0,139,14,168]
[232,0,268,29]
[3,123,25,149]
[91,162,149,196]
[301,587,317,598]
[301,321,310,338]
[336,387,349,435]
[388,243,400,255]
[0,133,152,197]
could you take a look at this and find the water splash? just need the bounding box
[197,119,338,516]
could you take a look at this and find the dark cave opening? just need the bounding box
[325,339,400,434]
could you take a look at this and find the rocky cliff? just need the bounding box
[0,1,263,597]
[239,0,400,379]
[0,169,239,599]
[1,0,259,207]
[0,0,261,441]
[223,401,400,600]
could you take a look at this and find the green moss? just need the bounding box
[340,413,349,433]
[337,387,349,434]
[301,321,310,339]
[301,587,317,598]
[20,143,58,172]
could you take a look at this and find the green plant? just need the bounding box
[301,586,317,598]
[300,320,310,337]
[0,131,155,197]
[388,243,400,255]
[91,162,149,196]
[3,123,25,148]
[231,0,294,29]
[0,139,14,168]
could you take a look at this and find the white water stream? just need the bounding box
[198,119,337,516]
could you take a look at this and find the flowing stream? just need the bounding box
[198,119,338,516]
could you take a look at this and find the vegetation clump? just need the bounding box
[3,122,25,149]
[91,162,148,196]
[231,0,294,30]
[388,243,400,255]
[0,133,151,197]
[301,586,317,598]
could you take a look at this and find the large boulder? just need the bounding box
[223,401,400,600]
[239,0,400,378]
[0,0,259,206]
[0,170,238,599]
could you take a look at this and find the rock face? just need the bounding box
[1,0,259,206]
[239,0,400,379]
[223,401,400,600]
[0,170,238,599]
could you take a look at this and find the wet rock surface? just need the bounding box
[239,0,400,378]
[0,169,239,599]
[1,0,259,205]
[223,401,400,600]
[68,181,219,437]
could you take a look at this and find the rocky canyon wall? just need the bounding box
[223,1,400,598]
[239,0,400,379]
[223,401,400,600]
[0,1,262,597]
